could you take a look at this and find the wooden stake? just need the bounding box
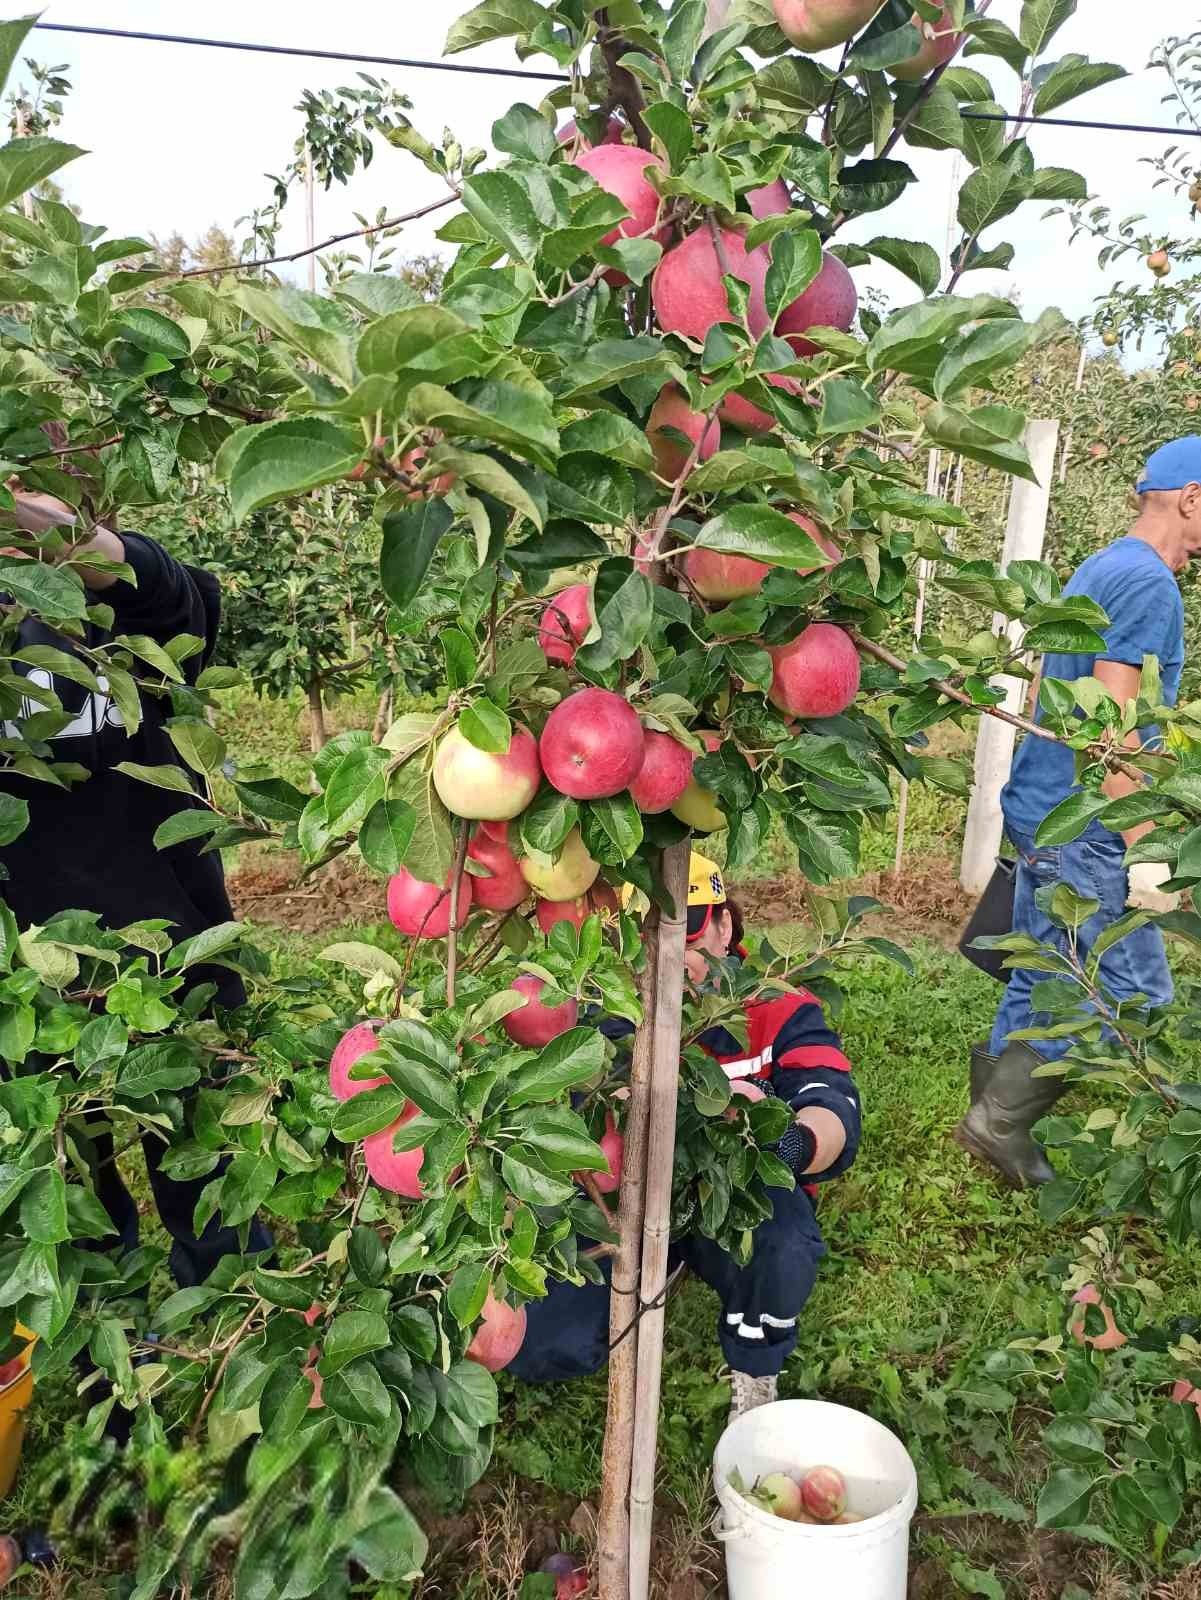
[627,840,690,1600]
[597,901,660,1598]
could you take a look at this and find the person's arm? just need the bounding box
[766,995,862,1181]
[1092,656,1178,911]
[8,489,124,589]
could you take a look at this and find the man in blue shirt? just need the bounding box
[956,437,1201,1187]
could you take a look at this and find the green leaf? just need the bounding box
[520,788,579,855]
[575,572,654,673]
[360,798,417,877]
[923,403,1036,481]
[588,793,644,860]
[0,556,88,621]
[0,793,28,847]
[0,136,85,212]
[1032,56,1126,116]
[560,336,675,400]
[1036,1467,1095,1530]
[848,21,922,71]
[332,1085,408,1141]
[0,17,38,102]
[934,319,1033,401]
[445,0,546,53]
[20,1168,67,1244]
[695,504,827,568]
[325,745,391,835]
[462,170,544,265]
[459,699,512,755]
[508,1027,605,1107]
[216,418,362,523]
[323,1356,392,1429]
[320,1309,391,1376]
[406,381,559,473]
[1034,791,1110,848]
[1043,1416,1107,1467]
[964,17,1029,74]
[390,761,454,885]
[113,761,197,796]
[817,378,882,438]
[1018,0,1075,57]
[863,236,941,296]
[765,229,822,325]
[233,282,356,386]
[500,1148,576,1206]
[166,717,224,776]
[380,499,455,613]
[956,157,1030,239]
[112,308,191,360]
[432,447,543,529]
[1111,1471,1182,1532]
[448,1263,492,1327]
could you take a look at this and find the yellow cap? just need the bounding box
[687,851,726,908]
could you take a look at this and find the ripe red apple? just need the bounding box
[465,1290,528,1372]
[573,145,667,281]
[501,973,580,1048]
[328,1021,386,1102]
[800,1465,847,1522]
[670,730,727,833]
[772,0,882,50]
[1171,1378,1201,1420]
[1069,1284,1128,1351]
[759,1472,805,1520]
[725,1077,767,1121]
[1148,248,1172,277]
[467,828,529,913]
[889,3,962,80]
[647,385,721,481]
[719,373,804,435]
[767,623,860,719]
[652,225,771,343]
[348,435,387,482]
[777,251,858,355]
[683,548,771,602]
[629,729,695,813]
[539,687,646,800]
[538,583,593,666]
[558,115,625,148]
[591,1112,624,1194]
[747,179,792,219]
[535,882,618,933]
[398,444,456,501]
[521,827,601,900]
[433,723,542,821]
[363,1102,428,1199]
[386,865,474,938]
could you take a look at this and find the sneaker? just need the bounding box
[728,1371,777,1425]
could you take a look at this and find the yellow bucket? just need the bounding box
[0,1326,36,1499]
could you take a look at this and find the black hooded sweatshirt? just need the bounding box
[0,533,243,1004]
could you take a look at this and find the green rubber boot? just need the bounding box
[969,1042,998,1106]
[953,1041,1063,1188]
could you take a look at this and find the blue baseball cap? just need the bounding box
[1137,436,1201,493]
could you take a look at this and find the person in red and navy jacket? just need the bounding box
[508,854,862,1421]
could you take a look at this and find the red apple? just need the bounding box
[652,225,771,343]
[670,730,727,833]
[747,179,792,219]
[432,723,542,821]
[328,1021,386,1102]
[467,828,529,912]
[647,385,721,481]
[725,1077,766,1121]
[889,3,962,80]
[772,0,882,50]
[1069,1284,1128,1351]
[777,252,858,356]
[535,883,618,933]
[629,729,695,813]
[800,1465,847,1522]
[591,1112,624,1194]
[573,145,667,282]
[465,1290,528,1372]
[501,973,580,1048]
[1171,1378,1201,1420]
[767,623,860,719]
[682,548,771,602]
[363,1102,428,1199]
[538,583,593,667]
[386,865,474,938]
[719,373,804,435]
[520,827,601,900]
[539,688,646,800]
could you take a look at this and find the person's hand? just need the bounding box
[1127,861,1180,913]
[6,486,77,535]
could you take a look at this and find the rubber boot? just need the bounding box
[969,1042,998,1106]
[953,1041,1064,1187]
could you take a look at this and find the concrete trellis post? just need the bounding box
[959,419,1061,896]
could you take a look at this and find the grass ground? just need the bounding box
[8,689,1200,1598]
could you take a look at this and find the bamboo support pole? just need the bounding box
[597,911,661,1598]
[627,840,691,1600]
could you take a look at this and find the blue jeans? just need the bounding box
[989,821,1174,1062]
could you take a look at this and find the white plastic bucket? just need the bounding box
[712,1399,918,1600]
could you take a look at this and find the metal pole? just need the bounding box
[960,419,1061,894]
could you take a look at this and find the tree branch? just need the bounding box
[597,12,652,149]
[446,820,470,1009]
[176,193,459,279]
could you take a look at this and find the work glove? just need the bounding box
[1127,861,1180,914]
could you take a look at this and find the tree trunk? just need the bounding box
[627,840,690,1600]
[307,678,328,753]
[597,907,661,1599]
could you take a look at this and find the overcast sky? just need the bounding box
[25,2,1201,350]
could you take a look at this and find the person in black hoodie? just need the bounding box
[0,487,270,1286]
